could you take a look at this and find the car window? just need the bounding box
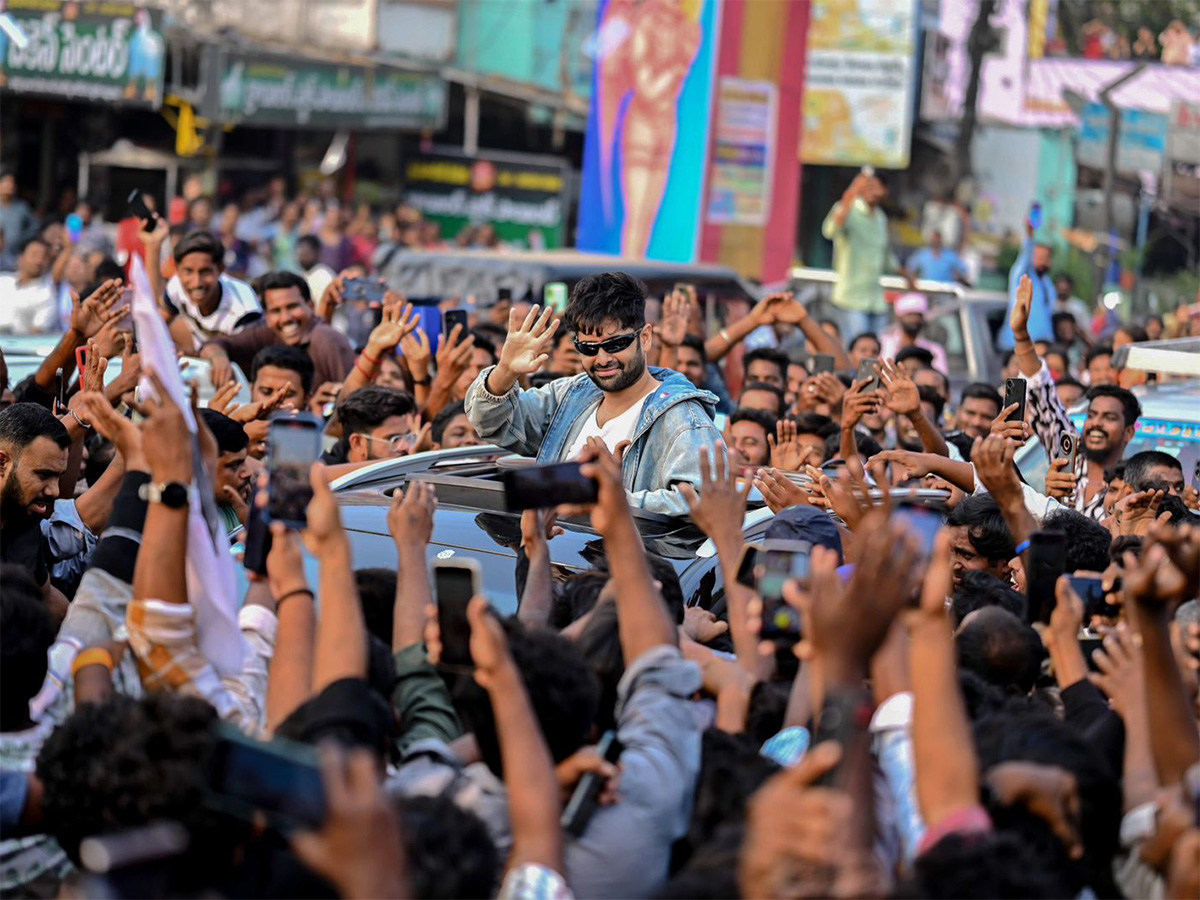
[925,307,967,375]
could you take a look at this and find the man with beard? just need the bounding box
[465,272,720,516]
[998,215,1055,350]
[879,293,948,374]
[198,409,253,535]
[1010,276,1140,519]
[0,403,71,614]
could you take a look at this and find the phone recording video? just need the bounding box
[810,354,836,376]
[855,358,880,393]
[435,559,482,669]
[342,277,388,306]
[443,309,469,336]
[266,415,322,528]
[127,190,159,232]
[503,462,599,512]
[755,539,810,646]
[205,724,326,832]
[1004,377,1027,423]
[1065,574,1120,622]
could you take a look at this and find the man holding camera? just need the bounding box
[465,272,721,516]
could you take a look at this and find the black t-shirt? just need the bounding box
[0,520,49,586]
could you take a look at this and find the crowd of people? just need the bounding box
[0,188,1199,900]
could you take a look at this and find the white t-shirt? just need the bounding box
[165,272,262,343]
[565,393,651,461]
[0,274,57,333]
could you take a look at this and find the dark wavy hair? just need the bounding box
[564,272,647,335]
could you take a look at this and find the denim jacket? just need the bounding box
[465,366,720,516]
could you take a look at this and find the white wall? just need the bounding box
[971,124,1041,237]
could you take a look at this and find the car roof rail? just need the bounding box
[1112,338,1200,377]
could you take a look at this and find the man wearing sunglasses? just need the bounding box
[465,272,720,516]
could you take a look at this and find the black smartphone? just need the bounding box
[503,462,599,512]
[1058,432,1077,471]
[497,287,513,303]
[1025,531,1067,624]
[205,724,326,832]
[855,358,880,393]
[755,539,810,646]
[342,277,388,306]
[55,367,65,413]
[242,500,273,577]
[444,309,469,337]
[810,353,836,375]
[735,542,760,589]
[561,730,623,838]
[127,190,159,232]
[1003,377,1027,423]
[434,559,482,669]
[1066,574,1120,621]
[266,414,322,529]
[894,503,944,562]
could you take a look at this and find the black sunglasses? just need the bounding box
[573,331,640,357]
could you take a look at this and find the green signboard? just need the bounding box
[403,149,569,249]
[0,0,165,107]
[216,53,447,130]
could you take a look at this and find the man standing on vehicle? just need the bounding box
[1010,275,1140,520]
[821,171,896,336]
[465,272,721,516]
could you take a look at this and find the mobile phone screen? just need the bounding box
[756,540,812,601]
[503,462,599,512]
[207,726,326,831]
[1003,378,1027,422]
[435,564,478,668]
[266,416,321,528]
[343,278,387,306]
[810,354,836,375]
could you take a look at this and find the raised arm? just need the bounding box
[970,435,1037,547]
[423,323,476,421]
[873,448,976,493]
[879,360,949,457]
[264,523,316,733]
[485,304,560,397]
[339,297,418,400]
[517,507,561,629]
[1009,275,1042,379]
[138,215,170,303]
[386,481,437,652]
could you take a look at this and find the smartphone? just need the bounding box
[127,190,159,232]
[543,281,568,314]
[75,345,88,373]
[855,357,880,393]
[810,353,836,376]
[735,542,760,589]
[1057,432,1077,471]
[205,723,326,832]
[1003,377,1027,423]
[893,503,944,561]
[266,414,322,528]
[561,730,623,838]
[503,462,599,512]
[1029,201,1043,230]
[755,539,810,646]
[443,309,469,337]
[434,559,482,669]
[1025,531,1067,624]
[55,367,65,413]
[497,287,513,303]
[66,212,84,243]
[242,500,273,577]
[1066,574,1120,621]
[342,277,388,306]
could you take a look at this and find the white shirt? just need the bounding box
[565,394,650,461]
[165,272,262,344]
[0,273,57,333]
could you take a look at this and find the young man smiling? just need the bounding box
[465,272,720,515]
[162,231,261,347]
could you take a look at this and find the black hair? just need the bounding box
[730,406,777,440]
[1157,493,1200,526]
[0,401,71,451]
[817,318,841,335]
[453,617,599,773]
[18,236,49,255]
[848,331,880,351]
[738,381,785,415]
[946,495,1016,562]
[790,411,838,439]
[589,553,685,625]
[959,382,1003,411]
[553,569,608,630]
[825,428,883,461]
[83,433,116,489]
[1054,272,1074,287]
[1123,449,1183,492]
[1104,459,1127,483]
[1082,343,1113,369]
[172,230,224,266]
[910,828,1075,898]
[1056,375,1084,392]
[295,234,321,253]
[743,347,788,383]
[472,322,507,347]
[680,334,707,360]
[1110,534,1142,561]
[917,384,945,422]
[1084,383,1141,428]
[337,386,416,435]
[1051,311,1077,329]
[198,408,249,455]
[956,606,1043,695]
[1042,509,1110,573]
[397,795,498,899]
[251,344,316,395]
[258,269,312,303]
[355,568,397,646]
[93,257,125,283]
[1115,323,1148,343]
[431,400,467,445]
[468,330,498,363]
[564,272,647,334]
[0,566,56,730]
[950,571,1027,628]
[895,345,934,368]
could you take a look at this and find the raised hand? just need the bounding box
[754,291,806,326]
[657,288,692,348]
[1089,622,1147,722]
[308,381,342,418]
[753,467,812,515]
[683,606,729,643]
[432,323,477,388]
[841,377,881,430]
[520,506,563,554]
[79,339,109,394]
[566,438,631,535]
[366,298,419,354]
[301,463,347,556]
[988,403,1032,442]
[206,380,241,416]
[767,419,811,472]
[76,391,146,470]
[970,434,1022,500]
[399,327,432,383]
[496,305,559,384]
[811,372,847,410]
[1011,274,1033,339]
[70,279,124,339]
[879,359,920,417]
[265,524,309,597]
[678,444,750,547]
[1045,457,1078,501]
[1113,488,1167,536]
[139,369,193,484]
[137,214,169,249]
[387,480,437,549]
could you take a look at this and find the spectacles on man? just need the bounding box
[573,331,640,357]
[358,432,420,453]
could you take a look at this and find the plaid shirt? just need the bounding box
[126,598,277,736]
[1021,361,1107,520]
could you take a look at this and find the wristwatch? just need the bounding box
[138,481,190,509]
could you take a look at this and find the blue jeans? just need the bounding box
[838,309,891,341]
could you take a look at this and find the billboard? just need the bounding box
[403,149,569,249]
[0,0,165,107]
[706,77,777,227]
[576,0,722,261]
[1076,103,1169,175]
[800,0,917,168]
